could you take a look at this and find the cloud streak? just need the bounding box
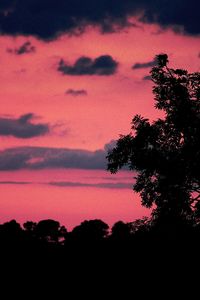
[0,181,31,185]
[58,55,118,76]
[132,58,157,69]
[65,89,88,96]
[48,181,132,189]
[0,113,49,138]
[0,1,198,40]
[143,75,151,81]
[0,180,132,189]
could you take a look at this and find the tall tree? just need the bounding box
[107,54,200,222]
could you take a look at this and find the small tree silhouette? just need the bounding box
[23,221,37,233]
[107,54,200,223]
[35,219,67,243]
[0,220,23,244]
[71,219,109,242]
[111,221,132,240]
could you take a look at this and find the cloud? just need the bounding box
[0,181,31,185]
[143,75,151,81]
[104,140,117,151]
[0,145,108,170]
[0,1,198,40]
[0,113,49,138]
[65,89,88,96]
[58,55,118,76]
[7,41,35,55]
[48,181,132,189]
[0,180,132,189]
[132,58,157,70]
[0,141,118,170]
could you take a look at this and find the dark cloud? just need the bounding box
[0,181,31,185]
[104,140,117,151]
[0,148,29,170]
[143,75,151,81]
[0,144,109,170]
[0,1,198,40]
[132,58,157,70]
[58,55,118,76]
[65,89,88,96]
[0,113,49,138]
[48,181,132,189]
[0,180,132,189]
[7,41,35,55]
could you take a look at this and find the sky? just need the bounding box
[0,0,199,230]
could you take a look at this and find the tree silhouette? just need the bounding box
[111,221,132,240]
[128,217,150,235]
[71,219,109,242]
[0,219,23,245]
[107,54,200,223]
[23,221,37,233]
[35,219,67,243]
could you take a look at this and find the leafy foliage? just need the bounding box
[107,54,200,221]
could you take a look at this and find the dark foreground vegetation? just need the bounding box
[1,215,200,295]
[1,215,200,250]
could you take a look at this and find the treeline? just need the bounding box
[1,215,200,293]
[1,215,200,249]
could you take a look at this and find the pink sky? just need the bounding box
[0,20,199,230]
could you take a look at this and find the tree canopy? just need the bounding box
[107,54,200,222]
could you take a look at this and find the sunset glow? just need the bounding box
[0,1,199,230]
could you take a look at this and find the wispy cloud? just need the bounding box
[7,41,35,55]
[65,89,88,96]
[48,181,132,189]
[0,181,31,185]
[0,180,132,190]
[132,58,157,70]
[143,75,151,81]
